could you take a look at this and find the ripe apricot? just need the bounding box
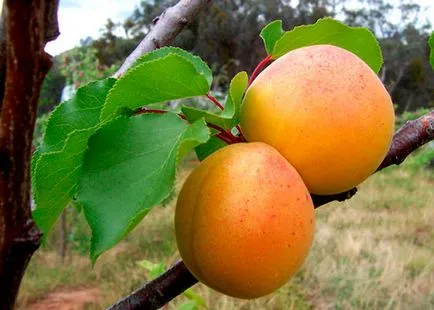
[240,45,395,195]
[175,142,315,299]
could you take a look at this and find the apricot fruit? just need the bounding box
[240,45,395,195]
[175,142,315,299]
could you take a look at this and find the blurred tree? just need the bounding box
[39,0,432,113]
[59,46,116,89]
[38,58,65,115]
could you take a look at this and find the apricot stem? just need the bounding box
[206,93,224,110]
[248,55,273,87]
[205,93,247,142]
[207,123,240,144]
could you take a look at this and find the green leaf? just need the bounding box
[429,32,434,70]
[136,259,166,280]
[183,288,207,308]
[32,79,116,236]
[260,20,285,55]
[181,71,248,130]
[37,78,116,154]
[77,113,209,263]
[272,18,383,73]
[132,47,212,86]
[102,54,211,121]
[177,301,199,310]
[195,136,226,161]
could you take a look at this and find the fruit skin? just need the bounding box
[175,142,315,299]
[240,45,395,195]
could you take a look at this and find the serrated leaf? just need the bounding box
[102,54,210,121]
[37,78,117,154]
[132,47,212,86]
[33,132,91,234]
[77,113,209,263]
[260,20,285,55]
[32,79,116,236]
[181,71,248,130]
[272,18,383,73]
[195,136,226,161]
[429,32,434,70]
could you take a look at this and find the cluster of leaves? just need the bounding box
[32,18,431,263]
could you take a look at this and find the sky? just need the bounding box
[45,0,142,55]
[0,0,432,56]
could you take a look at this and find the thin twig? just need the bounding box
[206,92,224,110]
[247,55,273,87]
[114,0,210,78]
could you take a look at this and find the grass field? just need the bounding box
[17,157,434,310]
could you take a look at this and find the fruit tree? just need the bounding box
[0,1,433,310]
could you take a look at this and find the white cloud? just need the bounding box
[45,0,141,56]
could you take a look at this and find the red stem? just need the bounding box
[236,125,246,142]
[248,55,273,87]
[207,123,239,143]
[206,93,224,110]
[206,93,247,142]
[216,133,232,145]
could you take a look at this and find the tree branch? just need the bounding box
[109,110,434,310]
[109,261,197,310]
[377,111,434,170]
[114,0,211,78]
[0,1,59,308]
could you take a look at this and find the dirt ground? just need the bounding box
[24,288,101,310]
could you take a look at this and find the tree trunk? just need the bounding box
[0,1,59,309]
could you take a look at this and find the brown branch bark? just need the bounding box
[108,261,197,310]
[114,0,211,78]
[377,111,434,170]
[0,1,7,106]
[109,110,434,310]
[0,1,59,309]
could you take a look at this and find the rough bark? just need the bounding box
[0,1,7,106]
[110,110,434,309]
[0,1,59,309]
[114,0,211,77]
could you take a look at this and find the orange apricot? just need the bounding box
[240,45,395,195]
[175,142,315,299]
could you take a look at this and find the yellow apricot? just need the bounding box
[175,142,315,299]
[240,45,395,195]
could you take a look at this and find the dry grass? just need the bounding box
[17,160,434,309]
